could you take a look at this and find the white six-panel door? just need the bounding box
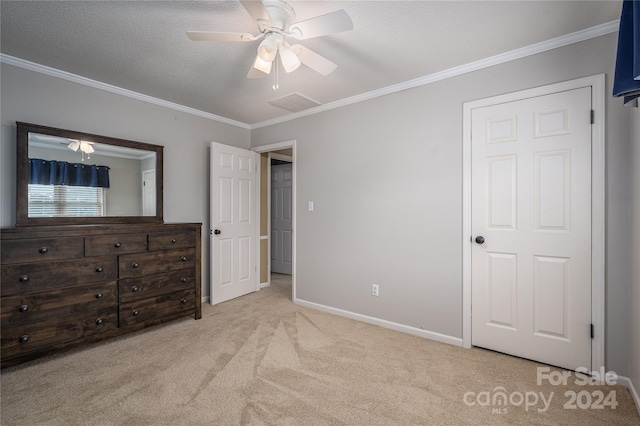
[271,163,293,275]
[471,87,592,370]
[210,142,258,304]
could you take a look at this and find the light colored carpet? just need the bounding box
[1,273,638,425]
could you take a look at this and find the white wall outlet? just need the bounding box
[308,201,314,212]
[371,284,379,297]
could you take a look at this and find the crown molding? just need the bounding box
[250,20,620,129]
[0,54,251,130]
[1,20,619,131]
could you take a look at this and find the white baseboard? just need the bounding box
[201,296,210,304]
[260,281,270,288]
[294,297,463,347]
[616,375,640,417]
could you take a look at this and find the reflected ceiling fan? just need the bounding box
[187,0,353,78]
[67,140,94,158]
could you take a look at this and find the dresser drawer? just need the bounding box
[1,307,117,359]
[119,289,196,327]
[119,270,196,303]
[1,237,84,264]
[1,282,117,327]
[1,256,117,295]
[85,233,147,257]
[119,250,196,279]
[148,231,196,251]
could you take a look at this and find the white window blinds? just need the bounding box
[28,184,105,217]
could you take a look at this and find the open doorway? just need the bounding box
[270,155,293,275]
[253,141,296,301]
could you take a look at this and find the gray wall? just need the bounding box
[0,63,251,300]
[251,33,633,376]
[631,107,640,394]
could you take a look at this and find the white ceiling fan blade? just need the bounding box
[247,54,271,78]
[240,0,271,23]
[291,44,337,76]
[186,31,257,42]
[288,10,353,40]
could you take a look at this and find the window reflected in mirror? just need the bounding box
[27,132,157,218]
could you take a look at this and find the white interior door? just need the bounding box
[142,169,156,216]
[471,87,592,370]
[210,142,258,304]
[271,163,293,275]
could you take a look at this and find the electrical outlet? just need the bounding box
[371,284,379,297]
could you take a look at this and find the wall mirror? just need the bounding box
[16,122,163,226]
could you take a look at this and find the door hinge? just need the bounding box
[590,323,594,339]
[590,110,595,124]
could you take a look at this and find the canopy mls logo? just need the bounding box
[463,367,619,415]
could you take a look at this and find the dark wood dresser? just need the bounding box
[0,223,201,367]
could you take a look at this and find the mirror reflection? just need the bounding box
[28,132,157,218]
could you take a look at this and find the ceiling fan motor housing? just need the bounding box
[262,0,295,31]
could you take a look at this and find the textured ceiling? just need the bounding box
[1,1,622,126]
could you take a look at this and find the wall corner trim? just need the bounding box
[250,20,619,129]
[1,19,618,131]
[294,297,463,347]
[0,54,251,130]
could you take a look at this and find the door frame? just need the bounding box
[253,140,297,301]
[461,75,605,372]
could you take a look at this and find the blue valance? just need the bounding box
[29,158,110,188]
[613,0,640,107]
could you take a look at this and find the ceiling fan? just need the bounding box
[186,0,353,78]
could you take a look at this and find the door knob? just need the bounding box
[214,229,221,235]
[475,236,485,244]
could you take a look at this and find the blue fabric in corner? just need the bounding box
[613,0,640,106]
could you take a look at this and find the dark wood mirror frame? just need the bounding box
[16,122,163,226]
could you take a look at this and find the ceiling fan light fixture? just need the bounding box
[257,33,283,62]
[252,54,273,74]
[67,140,80,152]
[279,44,301,73]
[81,142,94,154]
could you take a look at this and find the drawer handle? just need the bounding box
[114,242,122,248]
[95,293,103,299]
[131,285,139,292]
[39,247,48,254]
[19,335,29,343]
[95,318,103,325]
[131,262,139,268]
[180,256,187,262]
[18,304,29,313]
[132,309,140,316]
[180,277,187,283]
[181,298,188,304]
[19,275,29,283]
[95,266,104,273]
[171,238,177,244]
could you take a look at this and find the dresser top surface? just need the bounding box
[1,223,202,239]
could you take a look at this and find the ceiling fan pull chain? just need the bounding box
[272,53,279,91]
